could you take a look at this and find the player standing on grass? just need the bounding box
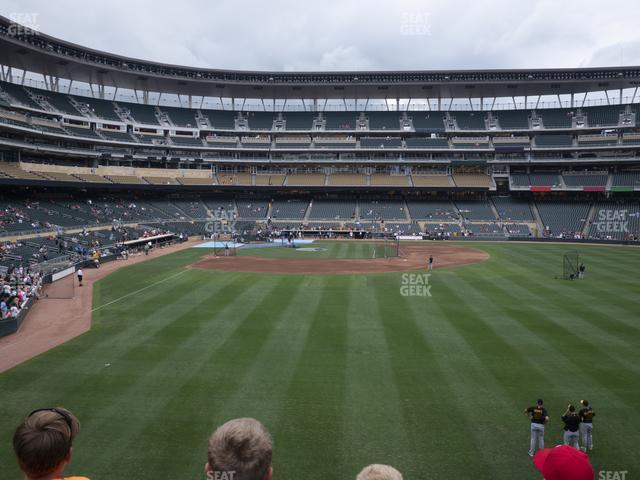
[579,399,595,451]
[525,398,549,456]
[561,404,580,449]
[428,255,434,271]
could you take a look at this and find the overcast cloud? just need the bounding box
[2,0,640,72]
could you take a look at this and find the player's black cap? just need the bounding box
[537,398,544,405]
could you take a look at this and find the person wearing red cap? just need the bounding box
[534,445,594,480]
[525,398,549,457]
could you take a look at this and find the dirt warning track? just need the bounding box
[191,243,489,275]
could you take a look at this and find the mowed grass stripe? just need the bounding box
[84,274,283,477]
[375,275,495,479]
[400,274,533,477]
[482,251,640,374]
[215,275,327,423]
[100,275,300,478]
[340,275,409,476]
[0,268,218,395]
[273,276,352,480]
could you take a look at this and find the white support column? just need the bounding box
[480,97,484,111]
[571,92,575,108]
[468,97,473,111]
[490,97,496,110]
[605,90,611,106]
[241,98,246,110]
[632,87,639,104]
[156,92,162,106]
[396,97,400,111]
[20,70,26,85]
[619,88,623,105]
[188,95,192,109]
[524,95,528,110]
[112,87,118,101]
[67,79,73,94]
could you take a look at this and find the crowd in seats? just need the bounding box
[0,263,41,320]
[218,173,253,186]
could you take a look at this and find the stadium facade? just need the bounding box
[0,14,639,252]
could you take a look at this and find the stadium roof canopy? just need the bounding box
[1,15,640,101]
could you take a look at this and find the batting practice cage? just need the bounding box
[371,237,400,259]
[562,251,581,280]
[43,266,76,299]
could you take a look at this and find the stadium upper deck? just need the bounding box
[1,14,640,101]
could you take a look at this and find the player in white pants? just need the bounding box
[561,404,580,449]
[579,400,595,451]
[525,398,549,456]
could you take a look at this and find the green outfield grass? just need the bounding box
[1,242,639,479]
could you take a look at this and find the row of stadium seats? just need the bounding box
[0,163,493,188]
[0,194,598,232]
[2,81,635,131]
[2,108,637,150]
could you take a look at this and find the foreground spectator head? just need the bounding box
[534,445,594,480]
[356,464,403,480]
[206,418,273,480]
[13,407,86,480]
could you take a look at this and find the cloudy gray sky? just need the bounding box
[2,0,640,72]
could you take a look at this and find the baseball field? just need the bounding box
[1,241,639,479]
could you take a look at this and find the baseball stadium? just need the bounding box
[0,4,639,480]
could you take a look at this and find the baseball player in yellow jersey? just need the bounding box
[525,398,549,456]
[579,399,596,451]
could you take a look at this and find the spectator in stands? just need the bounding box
[13,407,88,480]
[356,464,403,480]
[205,417,273,480]
[534,445,594,480]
